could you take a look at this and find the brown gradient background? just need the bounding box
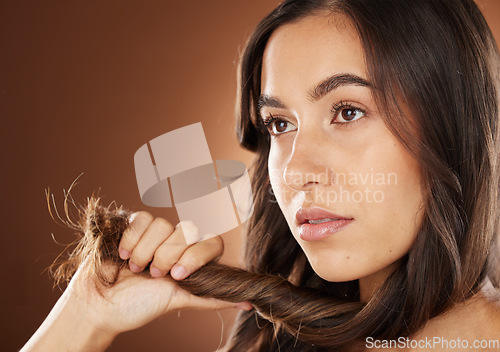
[1,1,498,351]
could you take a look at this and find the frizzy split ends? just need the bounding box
[48,0,499,351]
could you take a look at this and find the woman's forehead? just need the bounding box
[261,13,367,100]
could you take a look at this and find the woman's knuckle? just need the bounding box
[130,247,149,263]
[152,217,174,234]
[153,256,176,271]
[119,236,132,249]
[214,236,224,250]
[133,211,154,228]
[153,246,172,262]
[205,236,224,255]
[123,213,152,244]
[180,252,201,269]
[120,229,136,249]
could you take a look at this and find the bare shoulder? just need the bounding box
[358,291,500,352]
[478,285,500,333]
[408,287,500,351]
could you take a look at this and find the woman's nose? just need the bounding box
[282,133,333,191]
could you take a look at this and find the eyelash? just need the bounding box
[262,114,292,137]
[330,101,367,127]
[262,114,279,127]
[261,101,367,136]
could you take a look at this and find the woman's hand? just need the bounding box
[22,212,251,352]
[71,211,249,335]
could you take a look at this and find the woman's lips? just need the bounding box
[298,218,353,241]
[296,206,353,241]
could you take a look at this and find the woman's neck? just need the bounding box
[358,263,397,302]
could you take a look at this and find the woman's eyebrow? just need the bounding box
[309,73,372,101]
[257,95,286,114]
[257,73,372,116]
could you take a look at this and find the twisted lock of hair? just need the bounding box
[47,192,370,350]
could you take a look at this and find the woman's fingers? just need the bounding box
[149,226,190,277]
[118,211,154,260]
[116,214,253,317]
[168,235,224,280]
[120,213,225,285]
[127,217,175,272]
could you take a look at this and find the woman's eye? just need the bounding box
[335,108,366,123]
[265,118,297,135]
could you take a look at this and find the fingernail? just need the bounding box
[129,262,142,273]
[119,248,130,260]
[150,265,163,278]
[170,265,187,280]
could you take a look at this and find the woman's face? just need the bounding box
[260,14,425,284]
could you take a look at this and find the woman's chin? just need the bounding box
[306,255,390,284]
[307,259,363,283]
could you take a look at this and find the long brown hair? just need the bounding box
[50,0,499,351]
